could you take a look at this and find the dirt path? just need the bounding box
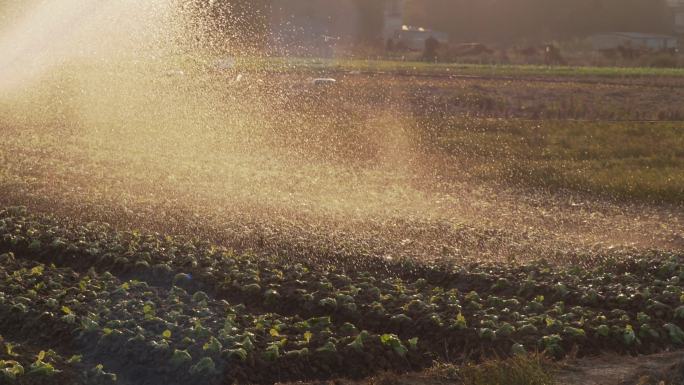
[556,351,684,385]
[274,351,684,385]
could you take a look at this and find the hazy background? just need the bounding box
[0,0,679,55]
[161,0,679,48]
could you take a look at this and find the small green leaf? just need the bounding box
[30,265,44,276]
[408,337,419,349]
[596,324,610,337]
[511,343,526,355]
[315,341,337,354]
[170,349,192,366]
[263,343,280,361]
[1,360,24,379]
[623,324,637,346]
[29,360,57,376]
[202,337,222,354]
[5,343,18,357]
[454,313,467,329]
[665,323,684,345]
[226,348,247,361]
[189,357,217,376]
[67,355,82,364]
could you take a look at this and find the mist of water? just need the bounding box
[0,0,178,92]
[0,0,679,265]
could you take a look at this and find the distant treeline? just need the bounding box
[406,0,673,43]
[186,0,674,49]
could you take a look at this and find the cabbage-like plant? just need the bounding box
[189,357,217,376]
[380,334,407,357]
[623,325,637,346]
[203,337,222,355]
[347,331,366,351]
[596,324,610,337]
[225,348,248,361]
[263,343,280,361]
[315,340,337,354]
[452,313,467,330]
[86,364,117,384]
[511,343,526,355]
[664,323,684,345]
[170,349,192,366]
[541,334,563,357]
[29,356,58,376]
[0,360,24,379]
[675,306,684,319]
[562,326,586,339]
[497,323,515,338]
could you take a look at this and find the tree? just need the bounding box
[352,0,386,44]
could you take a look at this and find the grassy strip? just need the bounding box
[231,57,684,79]
[432,119,684,204]
[285,354,556,384]
[431,354,555,385]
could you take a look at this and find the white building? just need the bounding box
[393,26,449,51]
[668,0,684,35]
[591,32,678,51]
[382,0,449,51]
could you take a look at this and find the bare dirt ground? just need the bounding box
[274,351,684,385]
[556,351,684,385]
[0,70,681,269]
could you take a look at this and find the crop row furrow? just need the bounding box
[2,206,684,384]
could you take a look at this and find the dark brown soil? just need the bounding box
[274,351,684,385]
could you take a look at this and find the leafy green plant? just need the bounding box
[0,360,24,379]
[380,334,408,357]
[203,337,222,355]
[86,364,117,384]
[189,357,217,376]
[29,357,58,376]
[664,323,684,345]
[170,349,192,367]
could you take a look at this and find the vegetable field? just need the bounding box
[0,58,682,384]
[0,207,683,384]
[1,0,683,382]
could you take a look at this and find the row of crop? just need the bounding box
[0,252,426,384]
[2,208,684,363]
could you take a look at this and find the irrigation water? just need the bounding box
[0,0,681,268]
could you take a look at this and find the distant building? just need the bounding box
[392,26,449,51]
[267,0,447,56]
[668,0,684,35]
[591,32,678,51]
[381,0,448,51]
